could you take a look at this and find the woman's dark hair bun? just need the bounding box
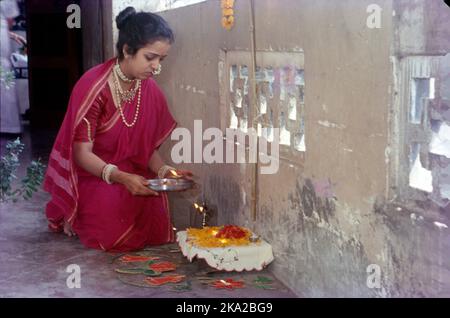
[115,7,174,60]
[116,7,136,30]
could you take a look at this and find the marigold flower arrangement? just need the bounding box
[187,225,252,248]
[221,0,235,30]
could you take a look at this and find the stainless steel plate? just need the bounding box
[147,178,194,192]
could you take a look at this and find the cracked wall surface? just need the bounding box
[147,0,450,297]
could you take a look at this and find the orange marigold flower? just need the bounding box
[221,0,235,9]
[222,16,234,30]
[222,8,234,16]
[221,0,235,30]
[187,226,251,248]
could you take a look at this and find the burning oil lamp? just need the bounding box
[193,201,209,228]
[249,233,260,243]
[169,169,180,178]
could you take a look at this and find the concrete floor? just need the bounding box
[0,125,297,298]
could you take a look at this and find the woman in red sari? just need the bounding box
[43,7,190,252]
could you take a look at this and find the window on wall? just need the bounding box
[401,57,445,201]
[410,77,435,124]
[220,51,306,161]
[397,54,450,210]
[407,77,435,193]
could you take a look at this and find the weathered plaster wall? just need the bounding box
[152,0,450,297]
[393,0,450,56]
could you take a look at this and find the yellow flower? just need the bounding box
[187,226,252,248]
[221,0,235,31]
[221,0,235,9]
[222,15,234,30]
[222,8,234,16]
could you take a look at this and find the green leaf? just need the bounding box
[142,269,162,277]
[254,284,276,290]
[254,276,273,284]
[145,260,157,266]
[0,137,46,203]
[115,268,145,275]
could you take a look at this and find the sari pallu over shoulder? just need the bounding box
[43,59,116,232]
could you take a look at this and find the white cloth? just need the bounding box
[409,155,433,193]
[429,122,450,159]
[10,52,29,115]
[1,0,19,59]
[11,51,27,68]
[176,230,274,272]
[15,78,29,115]
[1,0,22,133]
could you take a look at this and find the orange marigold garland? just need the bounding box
[221,0,235,30]
[187,225,252,248]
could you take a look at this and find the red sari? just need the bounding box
[43,58,177,252]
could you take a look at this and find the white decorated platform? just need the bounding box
[176,230,274,272]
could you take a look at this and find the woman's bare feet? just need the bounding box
[64,221,77,237]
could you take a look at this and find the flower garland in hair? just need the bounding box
[221,0,235,30]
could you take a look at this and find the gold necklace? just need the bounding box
[113,68,139,102]
[112,72,142,128]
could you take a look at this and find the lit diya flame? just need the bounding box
[193,203,205,213]
[169,169,180,178]
[193,202,209,228]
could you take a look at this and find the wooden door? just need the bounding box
[26,0,83,130]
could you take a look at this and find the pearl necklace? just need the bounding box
[113,67,139,102]
[114,60,134,83]
[112,70,142,128]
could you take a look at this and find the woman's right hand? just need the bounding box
[72,142,159,196]
[120,173,159,196]
[9,32,27,46]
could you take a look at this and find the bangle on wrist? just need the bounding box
[102,164,118,184]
